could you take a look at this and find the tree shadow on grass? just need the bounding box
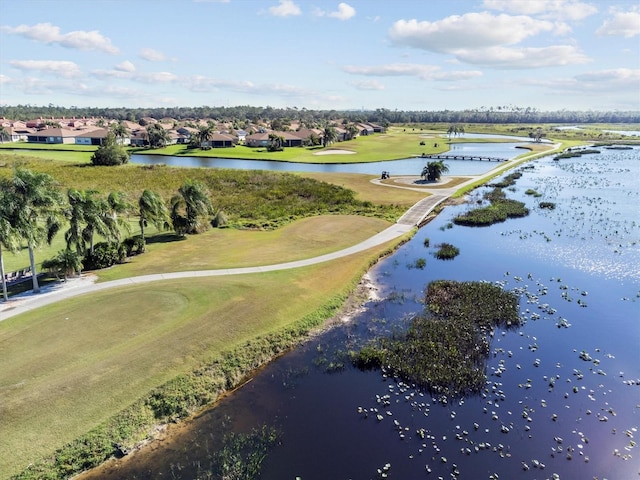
[145,233,187,245]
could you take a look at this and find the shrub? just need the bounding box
[90,133,130,166]
[83,242,123,270]
[122,235,146,256]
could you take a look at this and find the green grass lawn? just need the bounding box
[0,240,399,478]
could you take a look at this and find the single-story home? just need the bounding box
[26,127,76,144]
[75,128,131,146]
[201,133,236,148]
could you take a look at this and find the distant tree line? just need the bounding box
[1,104,638,125]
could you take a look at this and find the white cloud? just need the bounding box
[483,0,598,21]
[349,80,385,91]
[575,68,640,89]
[388,13,591,69]
[139,48,167,62]
[454,45,591,68]
[389,13,555,52]
[268,0,301,17]
[596,7,640,38]
[343,63,483,81]
[91,68,178,84]
[1,23,119,54]
[327,3,356,21]
[9,60,83,78]
[115,61,136,72]
[523,68,640,98]
[0,74,11,85]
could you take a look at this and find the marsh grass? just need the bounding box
[454,176,530,227]
[353,280,521,397]
[434,242,460,260]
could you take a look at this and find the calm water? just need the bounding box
[85,147,639,480]
[130,141,528,176]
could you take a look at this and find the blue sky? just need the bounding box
[1,0,638,111]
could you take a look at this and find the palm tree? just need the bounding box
[6,168,64,293]
[170,180,213,236]
[69,191,130,256]
[138,190,169,241]
[196,124,215,149]
[65,188,98,255]
[110,121,129,144]
[42,249,83,280]
[0,207,20,302]
[322,125,338,147]
[267,133,284,152]
[422,160,450,182]
[345,124,359,141]
[0,126,10,143]
[146,123,171,148]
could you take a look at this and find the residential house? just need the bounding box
[26,127,76,144]
[75,128,131,146]
[367,122,386,133]
[245,131,304,148]
[201,133,236,148]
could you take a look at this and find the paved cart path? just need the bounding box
[1,146,561,321]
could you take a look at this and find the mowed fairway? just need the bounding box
[95,215,393,281]
[0,240,400,477]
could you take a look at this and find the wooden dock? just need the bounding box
[421,154,507,162]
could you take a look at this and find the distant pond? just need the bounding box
[130,141,529,176]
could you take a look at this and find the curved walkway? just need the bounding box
[0,145,561,321]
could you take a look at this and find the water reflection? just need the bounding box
[130,142,527,176]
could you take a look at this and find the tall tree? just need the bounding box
[0,189,20,301]
[146,123,171,148]
[110,121,129,143]
[345,123,359,141]
[5,168,64,293]
[267,133,284,152]
[0,126,10,143]
[322,125,338,147]
[138,190,169,241]
[65,188,99,255]
[196,124,215,149]
[170,180,213,236]
[421,160,450,182]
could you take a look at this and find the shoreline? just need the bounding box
[6,144,564,479]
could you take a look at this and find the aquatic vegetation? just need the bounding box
[489,170,523,188]
[209,425,278,480]
[554,148,601,160]
[434,242,460,260]
[539,201,556,210]
[525,188,542,197]
[354,281,521,396]
[454,188,529,227]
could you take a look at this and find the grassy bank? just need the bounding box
[2,237,407,479]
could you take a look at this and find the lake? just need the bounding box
[81,146,639,480]
[130,141,530,176]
